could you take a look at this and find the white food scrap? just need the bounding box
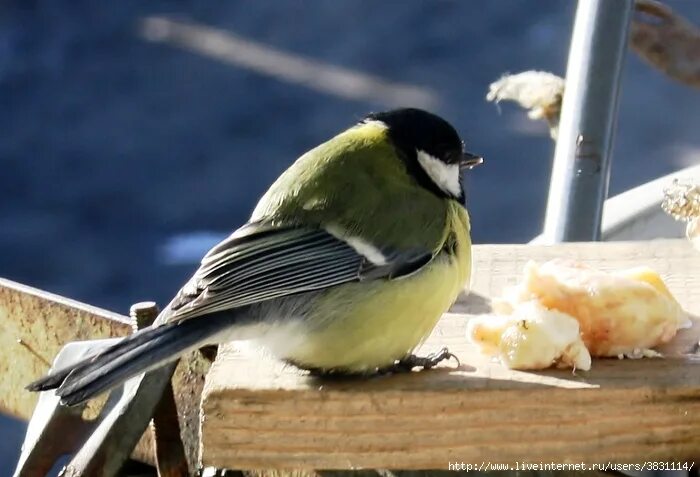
[486,70,565,139]
[468,301,591,371]
[662,178,700,252]
[468,260,688,370]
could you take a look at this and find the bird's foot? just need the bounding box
[292,348,459,378]
[382,347,460,374]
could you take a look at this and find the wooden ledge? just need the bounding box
[200,240,700,469]
[0,277,210,470]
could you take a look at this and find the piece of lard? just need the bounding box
[495,260,689,358]
[467,300,591,371]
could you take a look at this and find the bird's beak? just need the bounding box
[460,151,484,170]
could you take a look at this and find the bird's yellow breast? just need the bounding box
[283,201,471,372]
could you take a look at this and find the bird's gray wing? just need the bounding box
[166,222,432,322]
[26,223,432,405]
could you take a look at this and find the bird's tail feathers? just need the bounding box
[26,314,232,406]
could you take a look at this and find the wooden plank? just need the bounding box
[201,239,700,470]
[0,277,131,419]
[0,278,211,470]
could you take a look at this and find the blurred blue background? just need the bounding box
[1,1,700,473]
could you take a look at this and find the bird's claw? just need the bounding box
[382,347,460,374]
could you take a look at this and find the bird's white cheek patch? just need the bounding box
[416,149,461,197]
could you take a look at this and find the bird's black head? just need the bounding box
[362,108,482,203]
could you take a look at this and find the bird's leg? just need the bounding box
[293,348,460,377]
[380,347,460,374]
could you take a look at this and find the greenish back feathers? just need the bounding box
[251,121,451,253]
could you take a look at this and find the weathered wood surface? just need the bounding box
[0,278,210,469]
[201,239,700,470]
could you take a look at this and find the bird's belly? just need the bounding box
[277,250,469,372]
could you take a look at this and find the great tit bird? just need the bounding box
[28,108,482,406]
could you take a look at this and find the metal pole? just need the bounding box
[542,0,633,243]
